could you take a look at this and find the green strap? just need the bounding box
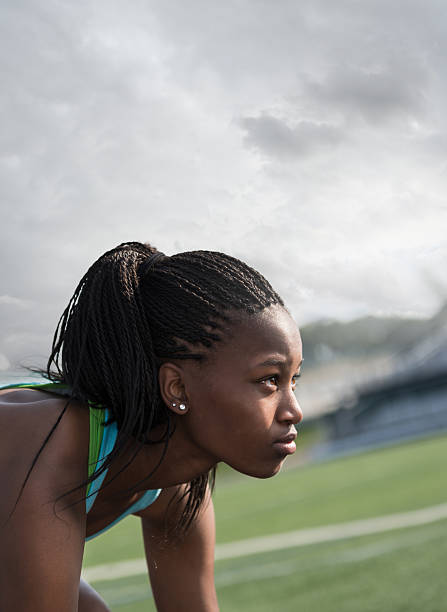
[1,381,71,394]
[87,407,105,496]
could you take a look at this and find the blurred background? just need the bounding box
[1,1,446,610]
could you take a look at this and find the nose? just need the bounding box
[277,391,303,425]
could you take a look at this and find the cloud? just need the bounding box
[0,353,10,371]
[240,115,342,159]
[304,61,428,125]
[0,295,32,309]
[0,0,446,367]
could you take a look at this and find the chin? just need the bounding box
[240,459,285,480]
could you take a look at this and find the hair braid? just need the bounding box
[34,241,284,532]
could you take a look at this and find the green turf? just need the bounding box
[90,519,447,611]
[83,433,447,611]
[214,433,447,542]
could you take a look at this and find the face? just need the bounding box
[180,305,303,478]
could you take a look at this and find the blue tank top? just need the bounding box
[85,407,161,540]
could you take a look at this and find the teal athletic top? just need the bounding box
[1,381,162,540]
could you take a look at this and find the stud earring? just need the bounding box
[171,402,177,407]
[179,403,187,411]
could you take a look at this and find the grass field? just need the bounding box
[84,433,447,611]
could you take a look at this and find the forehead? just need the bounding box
[212,305,302,366]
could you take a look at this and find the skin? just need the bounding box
[0,304,302,611]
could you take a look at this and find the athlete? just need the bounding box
[0,241,303,611]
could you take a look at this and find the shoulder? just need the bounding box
[133,484,188,526]
[0,389,89,609]
[0,388,89,520]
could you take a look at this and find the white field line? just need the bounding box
[82,502,447,584]
[215,527,444,588]
[82,527,445,607]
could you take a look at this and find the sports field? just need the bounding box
[83,433,447,611]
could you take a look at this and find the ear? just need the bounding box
[158,362,189,415]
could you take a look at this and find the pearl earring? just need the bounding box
[179,403,187,411]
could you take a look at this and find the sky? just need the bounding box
[1,0,447,370]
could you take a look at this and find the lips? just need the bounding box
[273,429,298,456]
[274,429,297,444]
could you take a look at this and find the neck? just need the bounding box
[105,418,218,496]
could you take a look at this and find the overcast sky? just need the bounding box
[1,0,447,370]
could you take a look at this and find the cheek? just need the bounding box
[190,387,243,431]
[188,385,274,448]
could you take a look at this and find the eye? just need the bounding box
[261,375,279,388]
[259,374,301,390]
[291,374,301,390]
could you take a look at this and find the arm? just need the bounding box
[0,465,86,611]
[0,395,87,611]
[135,485,219,612]
[78,578,111,611]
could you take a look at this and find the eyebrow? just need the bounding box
[256,358,304,368]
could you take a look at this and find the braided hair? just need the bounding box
[42,241,284,531]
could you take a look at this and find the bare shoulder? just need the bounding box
[132,483,189,525]
[133,483,214,541]
[0,388,89,520]
[0,388,90,609]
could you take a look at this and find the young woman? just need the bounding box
[0,241,303,611]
